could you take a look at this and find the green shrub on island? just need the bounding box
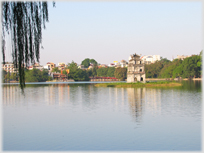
[94,81,182,87]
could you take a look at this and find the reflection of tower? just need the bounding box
[127,88,145,122]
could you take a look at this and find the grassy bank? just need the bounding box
[94,81,182,88]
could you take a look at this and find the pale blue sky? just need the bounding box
[5,1,203,66]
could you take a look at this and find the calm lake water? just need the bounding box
[2,81,202,151]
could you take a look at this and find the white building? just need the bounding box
[141,55,160,64]
[176,55,191,60]
[120,60,128,68]
[2,62,17,73]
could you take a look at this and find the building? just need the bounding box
[2,62,17,73]
[98,64,108,68]
[44,62,56,71]
[108,63,115,67]
[27,63,44,71]
[58,62,66,70]
[120,60,128,68]
[51,72,67,80]
[177,55,191,60]
[88,63,94,69]
[127,53,145,83]
[141,55,160,64]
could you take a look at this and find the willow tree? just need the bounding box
[2,1,53,90]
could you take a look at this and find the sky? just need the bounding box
[4,1,203,66]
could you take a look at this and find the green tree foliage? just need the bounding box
[73,69,89,81]
[145,61,163,78]
[107,67,115,77]
[25,69,52,82]
[67,61,78,79]
[97,67,108,77]
[160,57,171,65]
[67,61,89,81]
[52,67,60,73]
[173,65,183,78]
[181,55,201,78]
[89,59,98,65]
[159,59,182,78]
[81,58,98,68]
[145,54,202,79]
[87,65,98,77]
[95,67,115,77]
[2,70,7,83]
[1,2,55,90]
[114,67,127,80]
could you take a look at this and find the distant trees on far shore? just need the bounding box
[2,53,201,83]
[145,53,202,79]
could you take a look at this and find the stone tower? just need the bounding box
[127,53,146,83]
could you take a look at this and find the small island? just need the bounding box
[94,81,182,88]
[95,53,182,88]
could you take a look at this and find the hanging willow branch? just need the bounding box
[2,1,50,91]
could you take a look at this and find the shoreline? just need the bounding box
[146,78,202,81]
[94,81,183,88]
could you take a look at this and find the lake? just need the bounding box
[2,80,202,151]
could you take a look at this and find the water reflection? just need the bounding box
[126,88,145,122]
[2,82,201,151]
[2,82,201,121]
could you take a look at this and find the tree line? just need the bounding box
[2,58,127,82]
[2,53,202,83]
[145,52,202,79]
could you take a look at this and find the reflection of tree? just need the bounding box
[127,88,145,122]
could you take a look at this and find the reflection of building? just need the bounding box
[127,53,145,83]
[2,85,18,105]
[127,88,145,122]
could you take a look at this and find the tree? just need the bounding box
[73,69,89,81]
[89,59,98,66]
[2,70,7,83]
[159,59,182,78]
[52,67,60,73]
[67,61,78,79]
[87,65,98,77]
[173,65,183,78]
[25,68,51,82]
[97,67,108,77]
[2,2,54,90]
[114,67,127,80]
[107,67,115,77]
[145,61,164,78]
[67,61,89,81]
[181,55,201,78]
[81,58,90,68]
[81,58,98,68]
